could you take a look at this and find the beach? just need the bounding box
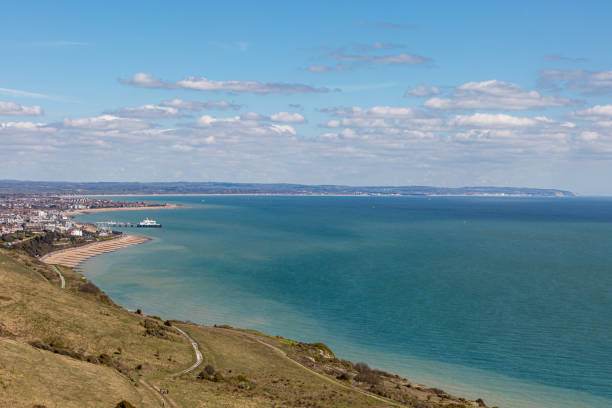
[40,235,150,267]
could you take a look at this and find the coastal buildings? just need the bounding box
[0,194,165,238]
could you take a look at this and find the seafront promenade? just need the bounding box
[40,235,149,267]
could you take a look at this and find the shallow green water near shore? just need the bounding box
[77,196,612,408]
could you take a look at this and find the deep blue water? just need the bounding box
[77,196,612,408]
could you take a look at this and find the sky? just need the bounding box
[1,1,612,194]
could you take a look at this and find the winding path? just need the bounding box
[51,265,66,289]
[171,325,203,376]
[232,329,405,407]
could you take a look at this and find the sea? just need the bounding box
[75,196,612,408]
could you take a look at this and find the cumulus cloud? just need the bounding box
[423,80,578,110]
[0,101,43,116]
[449,113,554,128]
[0,121,53,132]
[570,105,612,120]
[62,114,151,131]
[318,105,443,142]
[404,84,440,98]
[106,105,182,119]
[579,131,600,142]
[160,98,242,111]
[121,72,330,94]
[193,112,298,137]
[322,106,416,118]
[270,112,305,123]
[539,69,612,94]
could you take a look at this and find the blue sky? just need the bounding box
[2,1,612,194]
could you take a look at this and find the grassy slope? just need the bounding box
[155,324,387,408]
[0,338,155,408]
[0,250,483,408]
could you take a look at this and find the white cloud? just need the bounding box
[0,101,43,116]
[270,112,305,123]
[0,121,53,132]
[107,104,182,119]
[160,98,242,111]
[324,106,415,118]
[449,113,553,128]
[326,50,430,66]
[270,124,297,135]
[62,115,150,131]
[571,105,612,120]
[194,113,298,137]
[404,84,440,98]
[121,72,330,94]
[539,69,612,93]
[308,43,431,72]
[424,80,577,110]
[579,131,600,141]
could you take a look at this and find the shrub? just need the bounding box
[204,365,215,376]
[354,362,370,373]
[98,353,112,365]
[229,375,251,389]
[78,281,101,294]
[355,370,381,385]
[143,319,168,338]
[115,401,136,408]
[336,372,351,381]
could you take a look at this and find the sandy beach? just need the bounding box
[40,235,150,267]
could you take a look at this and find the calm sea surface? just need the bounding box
[76,196,612,408]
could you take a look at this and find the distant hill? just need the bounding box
[0,180,576,197]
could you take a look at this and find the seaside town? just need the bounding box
[0,194,165,242]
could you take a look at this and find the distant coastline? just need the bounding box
[63,203,182,215]
[0,180,577,198]
[81,193,570,198]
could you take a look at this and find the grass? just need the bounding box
[0,338,157,408]
[154,324,389,408]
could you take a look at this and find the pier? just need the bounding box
[94,221,137,229]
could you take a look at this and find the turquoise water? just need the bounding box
[76,196,612,408]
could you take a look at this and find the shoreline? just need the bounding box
[77,193,569,198]
[40,235,150,267]
[62,204,182,216]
